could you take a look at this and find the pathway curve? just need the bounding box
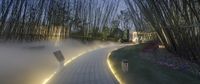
[48,46,120,84]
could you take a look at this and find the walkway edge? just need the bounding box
[43,47,102,84]
[107,47,125,84]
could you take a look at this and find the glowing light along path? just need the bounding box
[107,52,125,84]
[43,71,57,84]
[42,47,100,84]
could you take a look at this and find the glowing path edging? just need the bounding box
[43,44,131,84]
[107,48,125,84]
[42,47,100,84]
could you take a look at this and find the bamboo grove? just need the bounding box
[125,0,200,67]
[0,0,120,41]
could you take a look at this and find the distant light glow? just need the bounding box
[54,28,62,46]
[158,45,165,48]
[107,52,125,84]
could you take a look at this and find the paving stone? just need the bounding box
[49,47,119,84]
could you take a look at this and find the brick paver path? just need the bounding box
[49,47,119,84]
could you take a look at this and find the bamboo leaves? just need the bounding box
[0,0,120,41]
[125,0,200,66]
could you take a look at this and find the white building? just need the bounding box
[131,32,157,43]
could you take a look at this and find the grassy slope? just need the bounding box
[109,44,200,84]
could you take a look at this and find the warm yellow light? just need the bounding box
[54,28,62,46]
[42,47,102,84]
[64,52,85,66]
[107,52,125,84]
[42,72,57,84]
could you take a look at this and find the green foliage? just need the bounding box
[0,0,120,41]
[125,0,200,65]
[110,44,200,84]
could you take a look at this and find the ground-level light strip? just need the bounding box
[107,44,133,84]
[42,47,101,84]
[107,52,125,84]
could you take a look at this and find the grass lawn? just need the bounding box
[109,44,200,84]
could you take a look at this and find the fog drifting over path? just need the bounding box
[0,39,118,84]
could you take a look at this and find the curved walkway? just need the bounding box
[48,46,119,84]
